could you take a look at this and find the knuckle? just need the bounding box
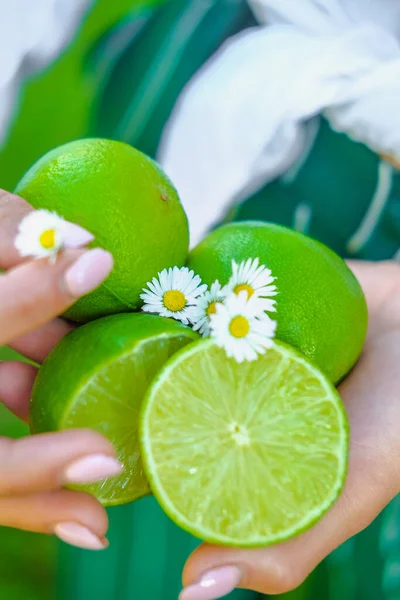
[58,428,115,454]
[17,263,64,311]
[63,490,109,535]
[15,288,44,314]
[15,283,59,318]
[255,556,306,595]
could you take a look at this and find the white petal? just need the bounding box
[183,273,202,295]
[231,259,239,279]
[157,269,168,291]
[209,280,222,298]
[146,281,156,295]
[187,283,208,302]
[140,290,160,303]
[171,266,182,289]
[14,209,67,259]
[141,304,160,314]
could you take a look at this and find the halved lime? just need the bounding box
[30,314,199,506]
[140,339,349,547]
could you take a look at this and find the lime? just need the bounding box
[140,339,349,547]
[30,313,199,506]
[188,222,367,383]
[15,139,189,322]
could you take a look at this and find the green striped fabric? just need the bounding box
[234,118,400,261]
[91,0,255,157]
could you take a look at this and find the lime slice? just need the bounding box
[30,314,198,506]
[140,339,349,547]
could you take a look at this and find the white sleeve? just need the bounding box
[158,0,400,246]
[249,0,400,37]
[0,0,91,144]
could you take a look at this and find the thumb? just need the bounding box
[180,464,387,599]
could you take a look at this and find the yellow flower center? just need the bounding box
[229,315,250,339]
[234,283,254,298]
[206,301,221,316]
[39,228,57,250]
[163,290,186,312]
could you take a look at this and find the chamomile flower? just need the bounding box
[15,209,94,262]
[140,266,207,325]
[189,280,225,337]
[210,291,277,363]
[224,258,277,312]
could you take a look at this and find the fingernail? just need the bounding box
[65,248,113,297]
[62,221,95,249]
[179,566,242,600]
[54,522,108,551]
[63,454,123,485]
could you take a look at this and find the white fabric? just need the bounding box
[250,0,400,37]
[0,0,91,145]
[159,0,400,245]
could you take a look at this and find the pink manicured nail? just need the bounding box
[62,221,95,249]
[54,522,108,551]
[65,248,113,297]
[179,566,242,600]
[63,454,123,485]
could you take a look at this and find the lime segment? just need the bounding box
[140,339,349,547]
[30,314,199,506]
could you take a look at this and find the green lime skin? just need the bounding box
[188,222,368,384]
[30,313,199,506]
[15,139,189,322]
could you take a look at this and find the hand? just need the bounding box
[0,189,119,551]
[179,260,400,599]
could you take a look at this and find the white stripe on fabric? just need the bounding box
[115,1,214,142]
[347,161,393,254]
[293,203,313,234]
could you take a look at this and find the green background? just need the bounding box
[1,0,400,599]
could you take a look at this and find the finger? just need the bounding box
[0,489,109,550]
[0,248,113,346]
[9,317,74,363]
[0,429,123,496]
[0,190,32,268]
[0,361,38,421]
[180,446,395,598]
[180,338,400,598]
[0,190,94,269]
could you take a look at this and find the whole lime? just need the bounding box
[15,139,189,322]
[188,222,368,383]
